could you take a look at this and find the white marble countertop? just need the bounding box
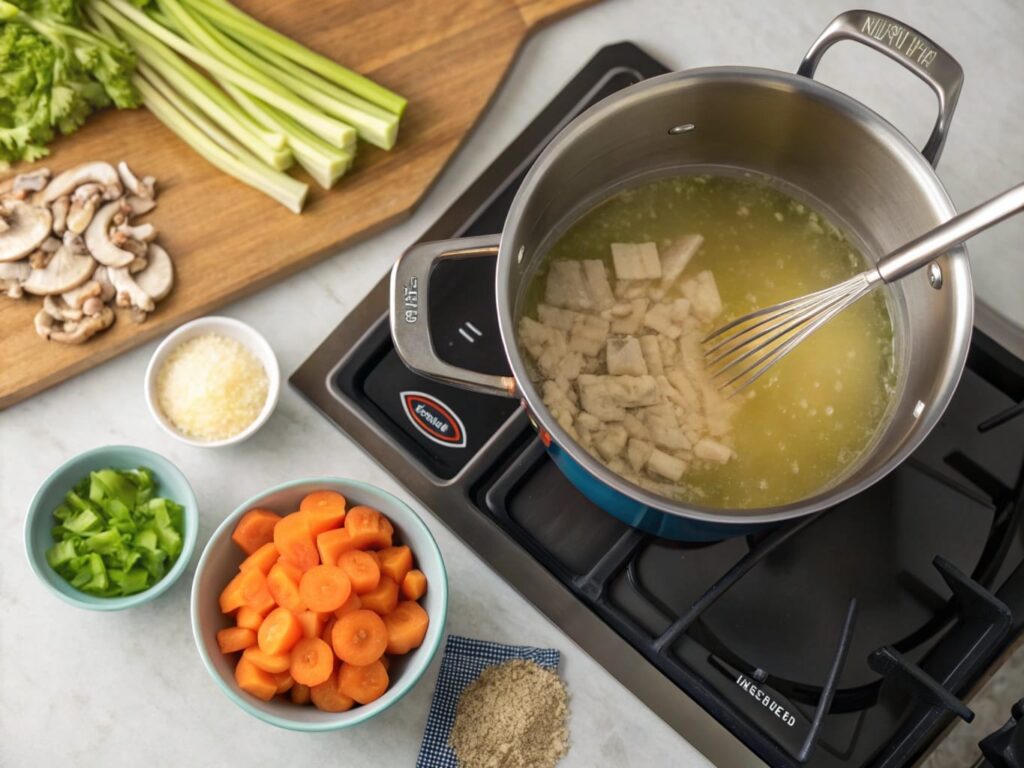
[2,1,1021,766]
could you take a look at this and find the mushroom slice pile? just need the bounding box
[0,161,174,344]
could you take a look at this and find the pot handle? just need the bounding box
[390,234,517,398]
[798,10,963,166]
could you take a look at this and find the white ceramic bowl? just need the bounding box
[191,478,448,730]
[144,316,280,448]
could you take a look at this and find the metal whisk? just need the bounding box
[704,182,1024,393]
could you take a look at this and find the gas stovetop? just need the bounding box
[292,44,1024,767]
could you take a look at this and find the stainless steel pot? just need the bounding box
[390,10,973,541]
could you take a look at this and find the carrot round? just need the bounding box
[311,670,355,712]
[219,571,247,614]
[377,546,413,585]
[217,626,256,654]
[235,657,277,701]
[274,513,319,571]
[336,550,381,595]
[242,645,291,674]
[384,600,430,655]
[273,671,295,694]
[331,609,388,666]
[239,542,280,575]
[291,683,311,705]
[240,568,276,615]
[316,528,356,567]
[236,606,265,632]
[267,561,305,613]
[359,575,399,616]
[321,616,337,644]
[300,491,348,535]
[258,606,303,656]
[344,506,394,550]
[299,565,352,613]
[290,637,335,686]
[232,508,282,555]
[334,592,362,618]
[338,660,389,704]
[401,569,428,601]
[296,610,325,640]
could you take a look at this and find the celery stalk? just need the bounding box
[95,0,353,147]
[134,74,308,212]
[181,0,406,116]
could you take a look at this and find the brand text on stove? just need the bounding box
[415,403,449,434]
[735,675,797,727]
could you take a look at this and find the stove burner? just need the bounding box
[293,43,1024,768]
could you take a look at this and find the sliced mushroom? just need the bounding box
[0,261,31,298]
[82,296,105,316]
[109,264,155,312]
[66,192,102,234]
[0,200,52,262]
[42,162,121,204]
[134,243,174,303]
[84,201,135,267]
[93,266,116,302]
[51,196,70,235]
[62,230,89,254]
[117,162,156,199]
[35,305,114,344]
[113,221,156,243]
[128,254,148,273]
[13,168,51,193]
[23,245,95,295]
[41,236,61,253]
[126,195,157,216]
[44,294,84,322]
[63,280,102,310]
[29,250,52,270]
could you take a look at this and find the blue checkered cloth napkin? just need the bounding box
[415,634,561,768]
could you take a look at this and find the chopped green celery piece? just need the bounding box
[46,539,77,568]
[46,466,186,597]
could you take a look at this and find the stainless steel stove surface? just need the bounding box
[292,45,1024,767]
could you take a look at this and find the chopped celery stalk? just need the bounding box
[135,74,308,212]
[181,3,392,149]
[181,0,406,116]
[46,466,187,597]
[97,0,353,147]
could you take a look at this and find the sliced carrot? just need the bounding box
[338,660,389,704]
[344,506,394,550]
[311,669,355,712]
[359,575,399,616]
[273,671,295,694]
[336,550,381,595]
[379,655,390,671]
[242,646,292,674]
[316,528,357,567]
[366,550,382,567]
[290,637,335,686]
[219,571,247,614]
[267,561,305,613]
[258,606,303,656]
[295,610,325,640]
[232,508,282,555]
[334,592,362,619]
[236,606,265,632]
[290,683,311,705]
[300,491,348,534]
[239,542,280,575]
[217,626,256,654]
[377,546,413,585]
[274,513,319,571]
[299,565,352,613]
[384,600,430,655]
[321,616,337,644]
[401,569,428,601]
[331,609,388,666]
[235,657,278,701]
[240,568,276,615]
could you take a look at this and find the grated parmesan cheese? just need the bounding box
[156,333,268,441]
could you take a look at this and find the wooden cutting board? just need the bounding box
[0,0,594,409]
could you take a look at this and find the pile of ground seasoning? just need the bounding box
[448,659,569,768]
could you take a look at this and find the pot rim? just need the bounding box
[495,64,974,526]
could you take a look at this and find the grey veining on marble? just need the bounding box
[2,2,1021,767]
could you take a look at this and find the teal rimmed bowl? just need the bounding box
[24,445,199,611]
[191,478,448,731]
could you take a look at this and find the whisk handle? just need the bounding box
[876,182,1024,283]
